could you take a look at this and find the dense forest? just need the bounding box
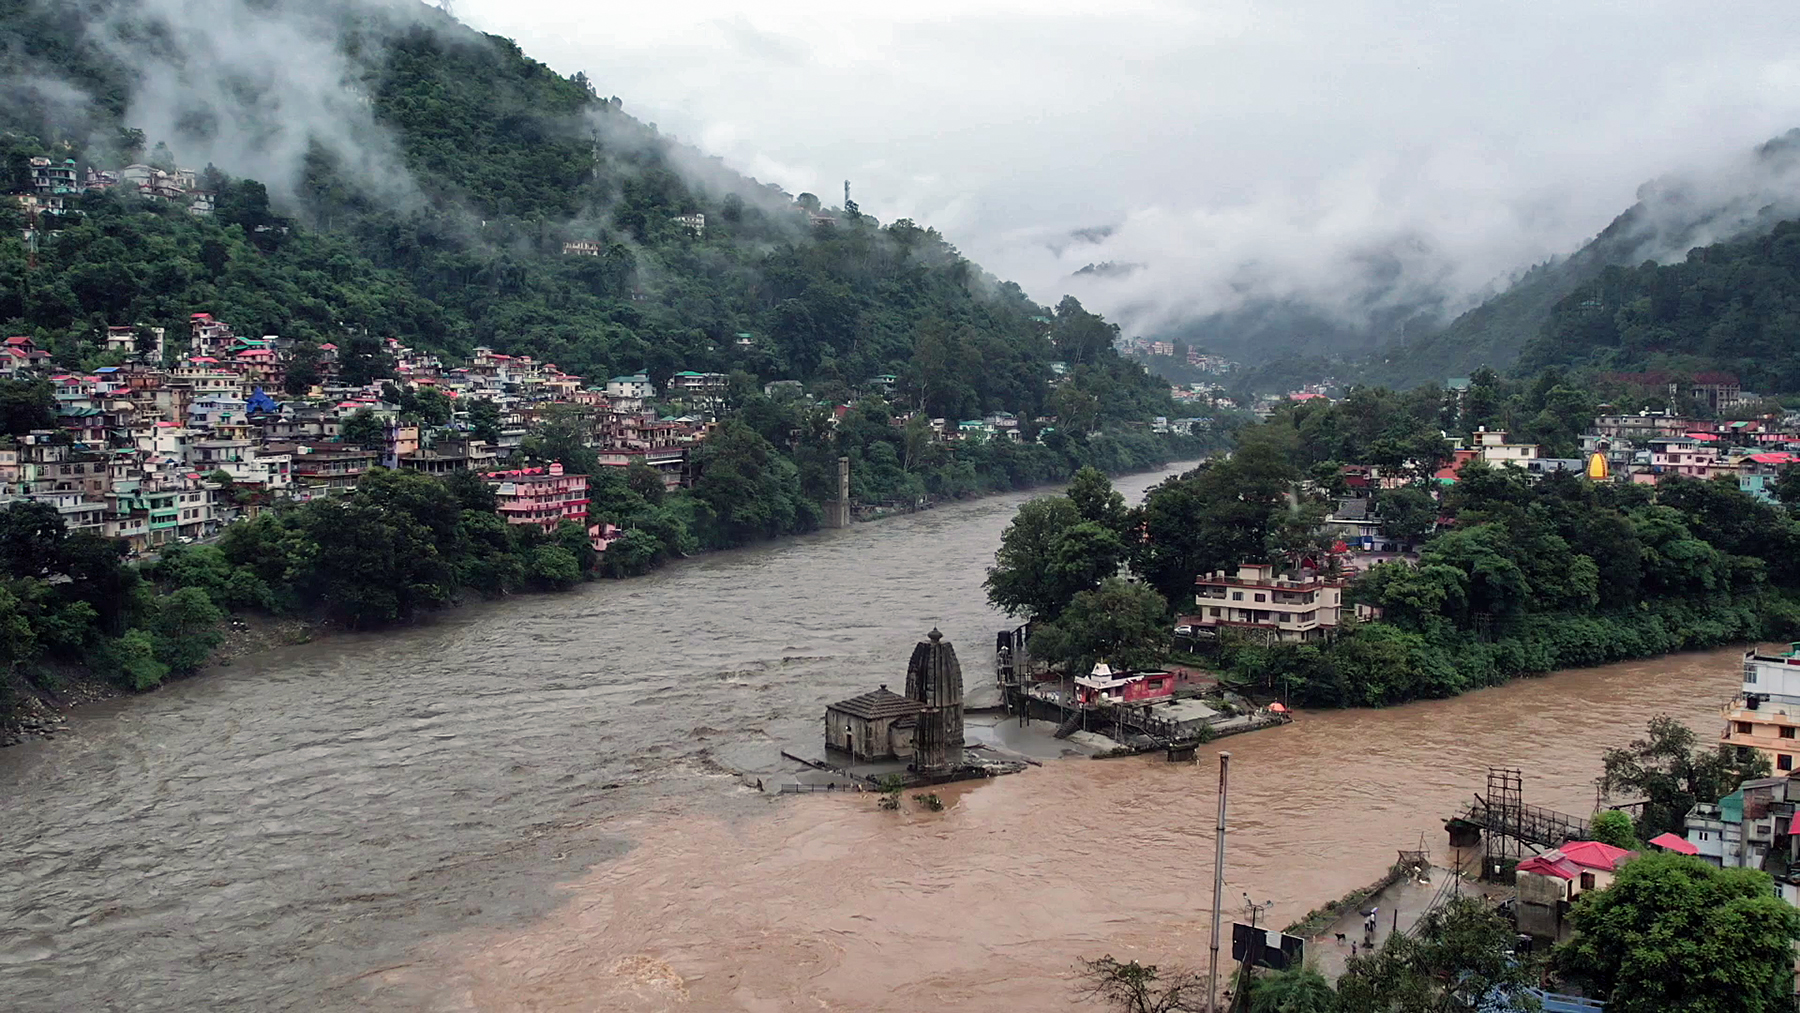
[1517,220,1800,391]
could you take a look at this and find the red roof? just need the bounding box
[4,335,30,345]
[1560,840,1635,871]
[319,342,337,350]
[1518,841,1635,880]
[1516,855,1579,880]
[1683,432,1720,442]
[1648,832,1699,855]
[1750,453,1797,464]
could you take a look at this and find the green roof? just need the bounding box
[1720,788,1744,824]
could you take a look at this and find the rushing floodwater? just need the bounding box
[0,461,1741,1012]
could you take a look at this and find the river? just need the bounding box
[0,461,1740,1012]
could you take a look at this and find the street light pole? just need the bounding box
[1207,751,1231,1013]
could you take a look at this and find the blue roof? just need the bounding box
[94,366,120,373]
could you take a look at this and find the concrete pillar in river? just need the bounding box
[825,455,851,528]
[907,628,965,774]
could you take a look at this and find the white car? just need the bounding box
[1174,624,1194,636]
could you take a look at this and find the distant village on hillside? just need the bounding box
[0,306,1140,559]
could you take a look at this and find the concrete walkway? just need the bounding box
[1306,867,1448,983]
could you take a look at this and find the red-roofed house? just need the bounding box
[1516,840,1635,940]
[1,336,51,374]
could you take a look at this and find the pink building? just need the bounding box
[490,463,589,533]
[1073,663,1176,706]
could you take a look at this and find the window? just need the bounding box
[1738,721,1755,735]
[1579,872,1596,891]
[1254,593,1266,602]
[1782,755,1794,772]
[1231,592,1243,601]
[1782,726,1796,739]
[1209,608,1220,617]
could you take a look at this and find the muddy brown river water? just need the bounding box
[0,461,1739,1012]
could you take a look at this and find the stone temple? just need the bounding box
[905,628,965,774]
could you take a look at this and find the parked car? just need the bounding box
[1174,624,1194,636]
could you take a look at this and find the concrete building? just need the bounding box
[1192,563,1350,643]
[1473,428,1539,467]
[1514,841,1636,940]
[1072,662,1175,706]
[1723,645,1800,772]
[490,463,589,534]
[823,684,923,762]
[606,373,656,400]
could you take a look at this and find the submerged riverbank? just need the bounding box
[0,463,1748,1011]
[376,648,1742,1013]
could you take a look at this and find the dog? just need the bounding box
[1334,933,1347,945]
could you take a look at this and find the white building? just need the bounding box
[1473,428,1540,467]
[606,373,656,400]
[1190,563,1351,643]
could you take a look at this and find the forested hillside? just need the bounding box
[1517,220,1800,391]
[0,0,1183,425]
[1364,129,1800,389]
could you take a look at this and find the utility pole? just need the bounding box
[1207,751,1231,1013]
[1240,893,1273,1010]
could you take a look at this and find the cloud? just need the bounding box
[79,0,429,206]
[453,0,1800,340]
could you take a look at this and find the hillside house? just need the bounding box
[667,371,726,399]
[1473,428,1539,467]
[606,373,656,400]
[562,240,602,256]
[490,463,589,534]
[670,212,705,236]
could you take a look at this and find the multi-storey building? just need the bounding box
[1723,645,1800,773]
[490,463,589,533]
[1190,563,1351,643]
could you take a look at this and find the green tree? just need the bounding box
[340,409,384,448]
[1028,578,1169,675]
[986,496,1125,620]
[1068,466,1129,534]
[1587,809,1638,850]
[1600,717,1769,840]
[468,397,502,445]
[149,586,225,674]
[529,545,581,590]
[1336,897,1535,1013]
[626,460,666,505]
[1249,967,1338,1013]
[0,379,55,436]
[1374,487,1437,545]
[1555,852,1800,1013]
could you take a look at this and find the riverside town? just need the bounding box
[12,3,1800,1012]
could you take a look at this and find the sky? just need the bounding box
[448,1,1800,337]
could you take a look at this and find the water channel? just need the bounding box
[0,461,1740,1011]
